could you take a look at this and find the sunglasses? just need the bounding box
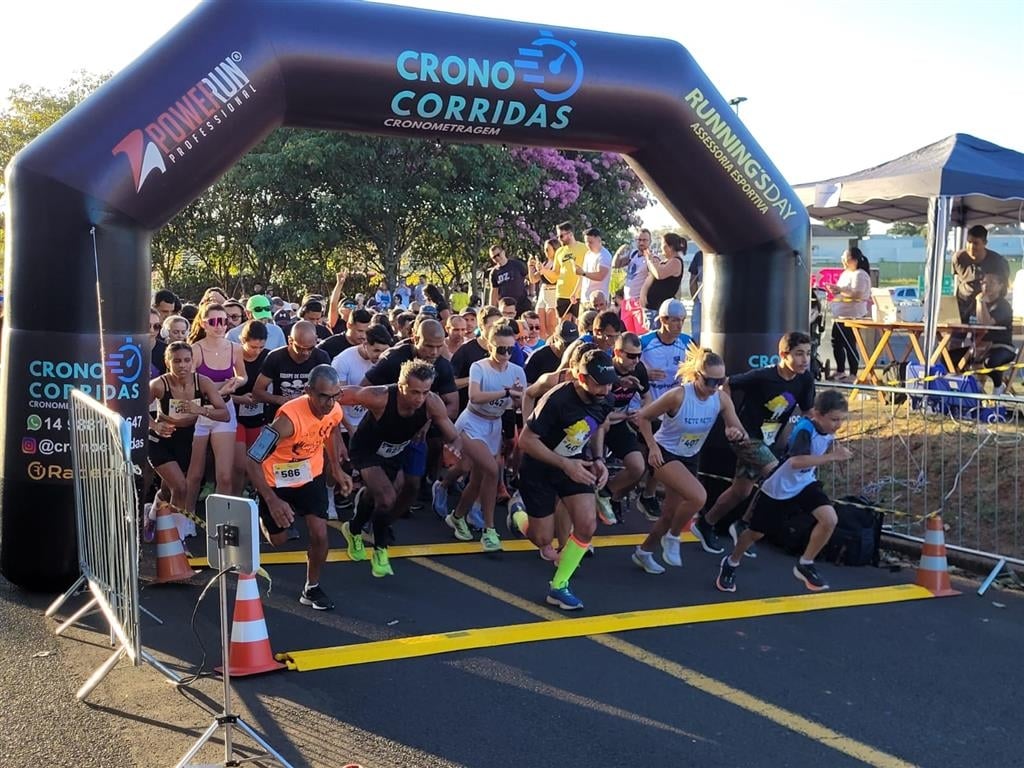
[226,313,243,321]
[701,374,726,387]
[620,351,642,360]
[291,342,317,353]
[527,324,541,331]
[205,317,227,327]
[151,323,162,331]
[493,345,514,356]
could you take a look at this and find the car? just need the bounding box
[890,285,920,302]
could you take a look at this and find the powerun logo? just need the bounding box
[112,52,256,192]
[385,30,584,137]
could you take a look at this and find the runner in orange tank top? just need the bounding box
[248,364,351,611]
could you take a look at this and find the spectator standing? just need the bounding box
[488,245,531,315]
[576,228,612,304]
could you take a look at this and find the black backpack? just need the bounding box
[822,495,883,566]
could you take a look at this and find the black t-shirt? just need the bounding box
[259,346,331,417]
[313,324,331,341]
[151,339,168,375]
[451,340,489,412]
[609,361,650,411]
[978,298,1013,347]
[237,348,270,427]
[524,344,560,384]
[728,366,815,447]
[525,381,614,459]
[490,260,529,303]
[365,343,458,396]
[952,249,1010,305]
[318,333,354,361]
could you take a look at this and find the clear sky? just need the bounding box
[3,0,1022,229]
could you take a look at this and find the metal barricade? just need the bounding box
[818,380,1024,581]
[45,389,179,700]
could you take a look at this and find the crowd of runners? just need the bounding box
[145,222,853,612]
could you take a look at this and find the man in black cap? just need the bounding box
[525,320,579,384]
[512,348,617,611]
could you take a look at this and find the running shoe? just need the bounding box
[481,528,503,552]
[446,512,473,542]
[715,556,738,593]
[692,514,724,554]
[637,495,662,521]
[793,562,829,591]
[729,519,757,558]
[546,584,583,610]
[661,533,682,567]
[340,521,367,562]
[371,548,394,578]
[596,491,617,526]
[431,479,448,519]
[299,584,335,611]
[467,502,485,530]
[538,544,561,563]
[506,492,527,537]
[631,547,666,575]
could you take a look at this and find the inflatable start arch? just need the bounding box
[1,0,808,589]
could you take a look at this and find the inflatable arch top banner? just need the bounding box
[1,0,808,589]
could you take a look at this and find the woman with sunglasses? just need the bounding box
[632,347,745,574]
[444,322,526,552]
[146,341,229,541]
[183,303,247,519]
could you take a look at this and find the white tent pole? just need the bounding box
[923,196,953,369]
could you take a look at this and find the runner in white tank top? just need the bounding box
[631,348,746,573]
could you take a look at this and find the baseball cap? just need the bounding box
[556,320,580,344]
[582,350,618,385]
[419,304,438,317]
[271,296,285,309]
[659,298,687,319]
[246,295,272,319]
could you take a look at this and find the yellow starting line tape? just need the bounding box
[185,530,697,568]
[276,584,934,672]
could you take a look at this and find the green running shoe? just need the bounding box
[341,521,367,562]
[481,528,503,552]
[371,547,394,578]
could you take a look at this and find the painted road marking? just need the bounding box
[187,531,694,568]
[278,582,932,671]
[407,557,922,768]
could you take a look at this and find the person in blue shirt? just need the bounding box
[715,389,852,594]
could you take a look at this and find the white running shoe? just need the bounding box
[661,533,682,567]
[631,547,666,574]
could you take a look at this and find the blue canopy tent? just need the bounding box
[794,133,1024,369]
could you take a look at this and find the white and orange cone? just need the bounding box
[915,514,959,597]
[153,502,196,583]
[216,573,286,677]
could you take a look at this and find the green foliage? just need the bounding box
[824,218,870,238]
[0,72,110,269]
[887,221,927,237]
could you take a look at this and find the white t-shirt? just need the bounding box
[623,249,649,300]
[332,345,375,428]
[831,269,872,319]
[468,359,527,418]
[580,247,613,302]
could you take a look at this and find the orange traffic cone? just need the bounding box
[216,573,285,677]
[915,514,959,597]
[154,502,196,583]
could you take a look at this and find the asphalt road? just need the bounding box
[2,508,1021,768]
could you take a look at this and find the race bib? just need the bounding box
[677,434,702,453]
[273,460,313,488]
[168,398,200,417]
[238,402,264,418]
[761,422,781,446]
[377,440,410,459]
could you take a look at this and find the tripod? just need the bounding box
[176,527,293,768]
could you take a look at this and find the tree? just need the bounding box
[0,72,110,267]
[824,218,870,238]
[887,221,927,237]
